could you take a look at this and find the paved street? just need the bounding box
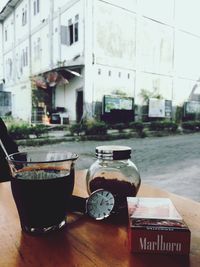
[21,133,200,202]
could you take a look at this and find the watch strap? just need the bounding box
[67,195,87,213]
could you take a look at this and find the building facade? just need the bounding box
[0,0,200,123]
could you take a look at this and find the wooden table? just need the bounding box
[0,170,199,267]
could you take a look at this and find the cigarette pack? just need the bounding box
[127,197,191,255]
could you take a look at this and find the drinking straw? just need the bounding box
[0,138,11,160]
[0,138,16,173]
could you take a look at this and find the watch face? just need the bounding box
[86,189,115,220]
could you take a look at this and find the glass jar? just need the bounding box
[86,145,141,213]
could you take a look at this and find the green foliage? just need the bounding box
[129,121,146,137]
[129,121,144,132]
[31,124,49,138]
[181,121,200,131]
[70,120,108,136]
[7,119,49,140]
[139,88,163,104]
[111,123,128,132]
[69,123,85,136]
[112,89,127,97]
[85,120,108,135]
[175,106,183,123]
[162,121,178,132]
[32,89,51,108]
[149,121,165,131]
[149,121,178,132]
[7,121,31,139]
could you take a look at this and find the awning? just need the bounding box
[32,66,83,89]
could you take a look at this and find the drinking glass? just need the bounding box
[7,151,78,234]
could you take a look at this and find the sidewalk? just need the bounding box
[16,127,184,147]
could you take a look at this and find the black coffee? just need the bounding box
[11,168,74,231]
[89,176,140,211]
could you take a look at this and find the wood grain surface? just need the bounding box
[0,170,199,267]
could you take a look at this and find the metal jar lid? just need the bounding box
[95,145,131,160]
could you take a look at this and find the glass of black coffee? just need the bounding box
[7,151,78,235]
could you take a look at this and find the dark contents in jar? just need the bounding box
[89,176,140,211]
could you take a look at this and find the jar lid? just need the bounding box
[95,145,131,160]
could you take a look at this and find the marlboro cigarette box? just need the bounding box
[127,197,191,255]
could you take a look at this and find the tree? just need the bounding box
[139,88,163,104]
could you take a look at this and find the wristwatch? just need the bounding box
[68,189,115,220]
[86,189,115,220]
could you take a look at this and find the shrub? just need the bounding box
[85,120,108,135]
[162,121,178,132]
[31,124,49,138]
[129,121,144,132]
[6,119,50,139]
[111,123,127,132]
[69,123,85,136]
[149,121,178,132]
[182,121,200,131]
[149,121,165,131]
[129,121,146,138]
[8,122,31,139]
[175,106,183,123]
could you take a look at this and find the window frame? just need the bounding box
[67,14,79,46]
[33,0,40,16]
[22,6,27,26]
[5,29,8,42]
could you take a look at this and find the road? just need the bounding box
[20,133,200,202]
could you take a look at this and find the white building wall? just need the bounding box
[1,0,200,122]
[102,0,137,12]
[93,1,136,69]
[0,23,3,83]
[11,80,32,121]
[39,24,51,71]
[83,0,95,117]
[56,76,83,121]
[60,0,84,64]
[91,0,136,115]
[30,0,50,31]
[3,13,14,53]
[53,0,74,11]
[94,66,135,101]
[92,0,200,108]
[52,16,60,65]
[1,0,84,122]
[15,0,29,43]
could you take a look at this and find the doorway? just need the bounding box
[76,90,83,122]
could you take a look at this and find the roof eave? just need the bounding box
[0,0,19,21]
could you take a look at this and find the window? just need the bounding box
[74,14,79,42]
[22,49,26,67]
[5,29,7,42]
[67,14,79,46]
[33,0,40,16]
[21,47,28,69]
[25,47,28,66]
[68,19,73,45]
[22,7,27,26]
[60,25,68,45]
[6,58,13,80]
[37,0,40,13]
[34,38,41,60]
[15,53,20,78]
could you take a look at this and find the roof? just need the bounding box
[0,0,19,22]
